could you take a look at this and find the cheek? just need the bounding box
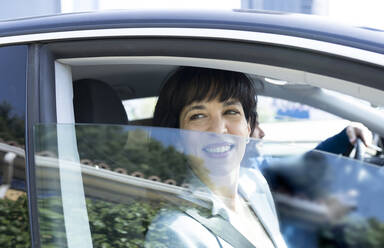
[182,118,212,132]
[179,118,187,130]
[182,134,202,157]
[229,119,250,137]
[182,122,205,132]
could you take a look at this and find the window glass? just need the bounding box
[0,45,30,247]
[34,124,384,248]
[123,97,158,121]
[258,96,350,153]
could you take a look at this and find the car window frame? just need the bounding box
[29,35,384,248]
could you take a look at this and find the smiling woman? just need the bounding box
[150,67,287,248]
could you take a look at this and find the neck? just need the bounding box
[202,168,240,211]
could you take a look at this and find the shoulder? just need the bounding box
[239,166,270,193]
[239,167,288,248]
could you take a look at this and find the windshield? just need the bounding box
[34,124,384,248]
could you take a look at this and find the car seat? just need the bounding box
[73,78,128,124]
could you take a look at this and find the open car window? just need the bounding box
[258,96,345,144]
[122,97,157,121]
[34,124,384,248]
[50,56,384,247]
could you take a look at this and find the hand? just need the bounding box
[346,123,372,147]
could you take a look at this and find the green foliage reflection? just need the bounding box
[38,196,177,248]
[3,195,384,247]
[0,101,24,145]
[0,196,30,248]
[319,217,384,248]
[75,125,189,184]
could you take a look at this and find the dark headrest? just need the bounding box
[73,79,128,125]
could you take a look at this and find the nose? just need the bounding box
[208,115,228,134]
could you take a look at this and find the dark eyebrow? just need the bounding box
[223,100,242,107]
[183,104,206,115]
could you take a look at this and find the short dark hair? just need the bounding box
[153,67,258,134]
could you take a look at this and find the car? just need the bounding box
[0,9,383,248]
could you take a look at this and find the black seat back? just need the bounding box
[73,79,128,125]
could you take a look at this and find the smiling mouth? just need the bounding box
[203,143,235,158]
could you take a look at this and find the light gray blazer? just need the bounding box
[145,166,287,248]
[238,166,287,248]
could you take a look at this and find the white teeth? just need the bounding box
[206,145,231,153]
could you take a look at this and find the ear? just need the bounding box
[247,122,251,137]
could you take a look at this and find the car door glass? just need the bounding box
[34,123,384,248]
[0,45,30,247]
[34,124,280,247]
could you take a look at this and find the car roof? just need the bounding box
[0,9,383,54]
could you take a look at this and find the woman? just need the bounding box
[146,67,286,248]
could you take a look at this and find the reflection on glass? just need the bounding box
[256,142,384,248]
[0,101,25,146]
[182,130,246,197]
[0,100,26,190]
[0,45,28,246]
[34,124,384,248]
[0,101,28,247]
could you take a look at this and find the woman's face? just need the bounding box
[178,98,251,177]
[179,98,251,137]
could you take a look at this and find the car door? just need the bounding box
[10,12,383,248]
[0,45,30,247]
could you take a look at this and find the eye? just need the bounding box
[189,113,205,120]
[224,109,240,115]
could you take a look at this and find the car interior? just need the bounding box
[65,59,384,155]
[30,54,384,248]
